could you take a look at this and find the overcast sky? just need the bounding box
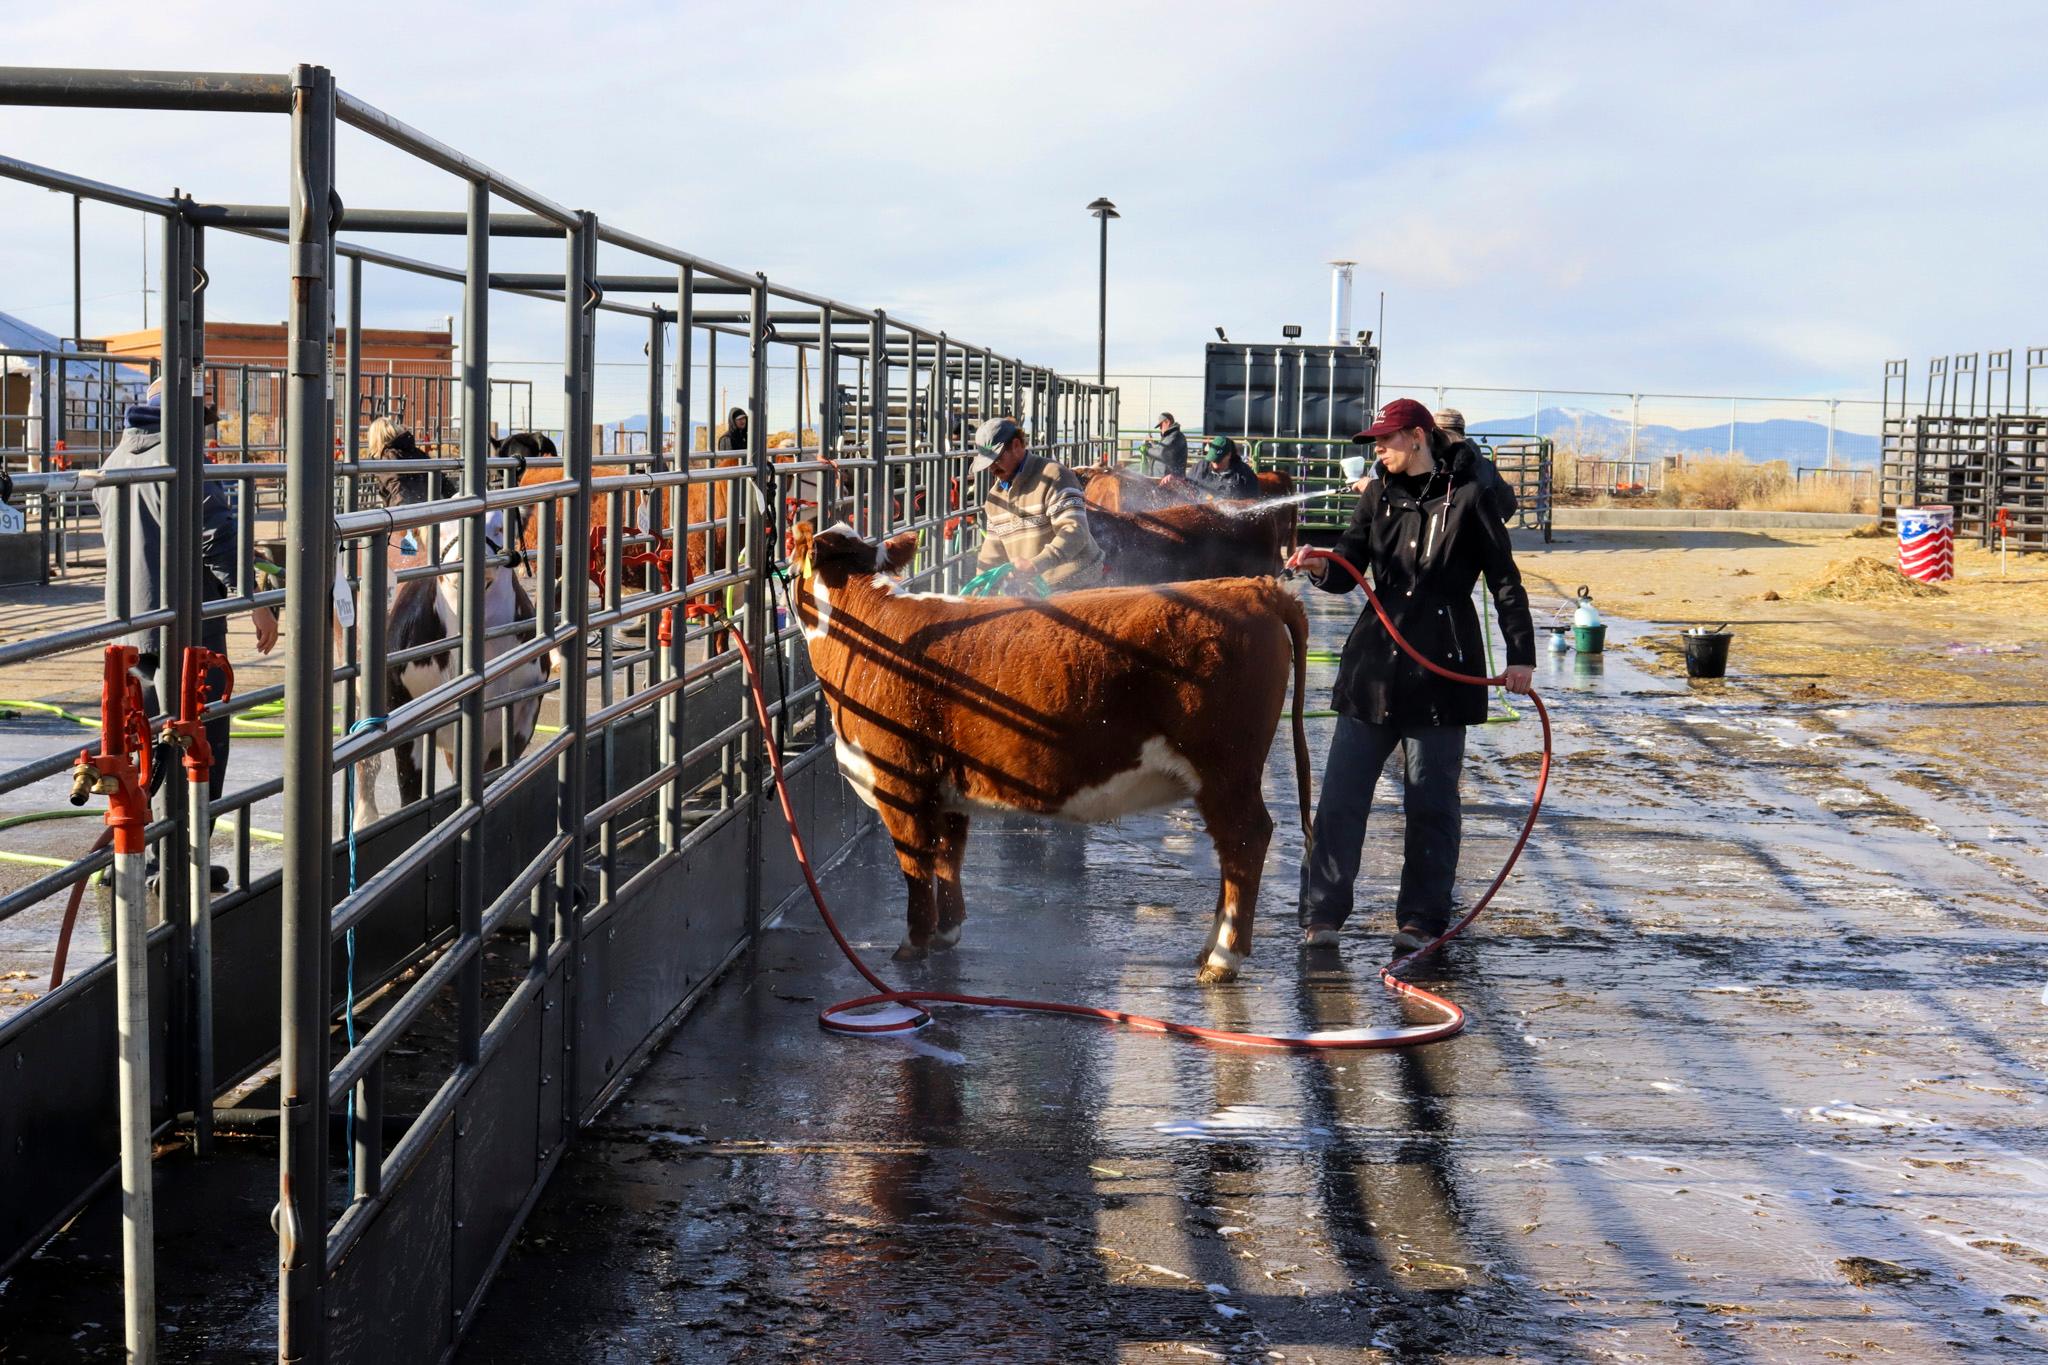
[9,0,2047,412]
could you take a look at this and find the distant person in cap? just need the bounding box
[1291,397,1534,957]
[1189,434,1261,501]
[1152,412,1189,478]
[1435,407,1518,525]
[970,416,1106,592]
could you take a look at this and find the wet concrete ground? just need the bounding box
[6,543,2047,1361]
[456,589,2048,1363]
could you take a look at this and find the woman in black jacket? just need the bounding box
[1291,399,1536,954]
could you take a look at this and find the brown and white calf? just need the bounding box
[787,522,1311,983]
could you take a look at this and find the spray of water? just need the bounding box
[1216,488,1326,518]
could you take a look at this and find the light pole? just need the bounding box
[1086,197,1118,385]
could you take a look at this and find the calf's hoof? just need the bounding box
[1196,944,1244,985]
[892,940,929,963]
[931,924,962,952]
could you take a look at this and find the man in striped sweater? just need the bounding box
[971,417,1107,592]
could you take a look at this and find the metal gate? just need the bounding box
[1880,351,2048,550]
[0,63,1116,1363]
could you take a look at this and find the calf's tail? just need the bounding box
[1285,593,1314,850]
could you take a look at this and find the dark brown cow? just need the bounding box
[1090,500,1287,585]
[788,522,1311,983]
[1083,465,1200,516]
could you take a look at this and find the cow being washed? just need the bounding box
[787,521,1311,983]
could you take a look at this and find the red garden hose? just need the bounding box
[733,550,1551,1050]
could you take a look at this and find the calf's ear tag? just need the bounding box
[333,554,356,628]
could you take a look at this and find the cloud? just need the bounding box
[5,0,2046,407]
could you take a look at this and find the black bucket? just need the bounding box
[1683,629,1732,679]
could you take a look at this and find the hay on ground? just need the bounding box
[1797,556,1946,602]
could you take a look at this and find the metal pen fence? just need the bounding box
[0,62,1116,1365]
[0,348,540,582]
[1880,352,2048,550]
[1117,428,1554,541]
[1106,373,1891,474]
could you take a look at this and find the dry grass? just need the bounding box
[1544,443,1874,512]
[1796,555,1945,602]
[1659,455,1788,510]
[1743,481,1867,514]
[1652,454,1873,514]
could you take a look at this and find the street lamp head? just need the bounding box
[1086,197,1120,219]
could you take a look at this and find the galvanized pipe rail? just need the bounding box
[0,60,1117,1365]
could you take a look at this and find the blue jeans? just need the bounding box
[1299,717,1466,932]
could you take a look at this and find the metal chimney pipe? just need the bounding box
[1327,260,1356,346]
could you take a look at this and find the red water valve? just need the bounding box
[163,646,234,784]
[71,647,153,856]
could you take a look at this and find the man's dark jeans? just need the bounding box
[1298,716,1466,932]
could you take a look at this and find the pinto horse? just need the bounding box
[348,424,548,820]
[383,503,550,804]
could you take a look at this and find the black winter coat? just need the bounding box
[1449,438,1519,524]
[1191,453,1261,501]
[1154,424,1189,477]
[717,407,750,452]
[1319,445,1535,727]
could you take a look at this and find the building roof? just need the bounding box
[0,311,65,353]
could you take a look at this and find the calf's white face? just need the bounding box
[792,523,915,645]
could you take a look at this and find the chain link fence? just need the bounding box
[1105,373,1886,510]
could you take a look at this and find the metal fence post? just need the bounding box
[660,267,692,856]
[744,274,770,937]
[870,312,888,537]
[184,215,216,1157]
[278,60,337,1365]
[456,176,489,1069]
[814,303,837,732]
[818,304,837,519]
[935,332,952,586]
[646,310,665,469]
[160,206,196,1118]
[34,349,54,579]
[557,210,596,1121]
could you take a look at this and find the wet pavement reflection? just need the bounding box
[462,585,2048,1363]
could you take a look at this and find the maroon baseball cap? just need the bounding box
[1352,398,1437,442]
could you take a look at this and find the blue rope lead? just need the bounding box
[342,715,386,1189]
